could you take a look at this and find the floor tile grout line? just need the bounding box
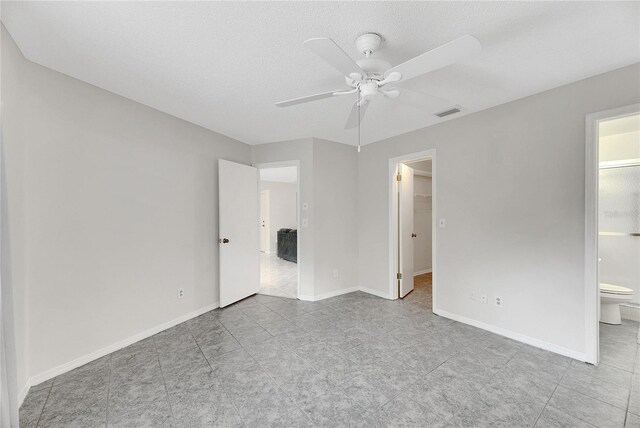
[245,300,380,425]
[556,371,635,412]
[152,336,177,425]
[552,383,633,424]
[33,378,55,428]
[622,343,640,426]
[195,310,259,428]
[254,358,318,427]
[35,363,108,427]
[440,338,531,424]
[531,382,560,428]
[567,359,636,390]
[22,285,639,427]
[105,355,112,427]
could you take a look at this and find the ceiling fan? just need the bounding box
[276,33,482,130]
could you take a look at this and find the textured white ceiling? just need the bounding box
[2,2,639,146]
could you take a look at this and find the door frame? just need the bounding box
[584,103,639,365]
[254,160,301,299]
[388,149,437,303]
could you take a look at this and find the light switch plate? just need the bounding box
[302,218,309,228]
[439,218,446,228]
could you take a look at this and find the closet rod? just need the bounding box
[599,232,640,237]
[599,159,640,170]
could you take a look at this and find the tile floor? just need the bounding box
[20,274,640,427]
[259,252,297,299]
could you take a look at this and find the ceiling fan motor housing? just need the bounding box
[356,33,382,57]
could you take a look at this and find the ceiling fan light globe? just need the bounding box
[360,81,379,100]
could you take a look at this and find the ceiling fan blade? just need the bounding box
[385,35,481,82]
[276,90,344,107]
[392,87,452,112]
[304,37,365,78]
[344,100,369,129]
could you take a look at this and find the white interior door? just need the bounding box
[260,190,270,253]
[219,159,260,307]
[399,163,414,298]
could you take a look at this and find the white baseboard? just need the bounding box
[299,287,359,302]
[434,309,586,362]
[18,379,31,407]
[414,269,432,276]
[359,286,393,300]
[26,302,219,393]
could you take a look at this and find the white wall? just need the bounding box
[1,24,31,398]
[413,175,432,274]
[251,138,359,300]
[358,63,640,358]
[252,139,315,298]
[259,180,297,251]
[1,26,251,387]
[312,139,359,298]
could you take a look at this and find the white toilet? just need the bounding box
[600,283,634,325]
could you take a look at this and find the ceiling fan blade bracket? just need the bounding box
[346,73,364,87]
[380,88,400,98]
[333,88,358,96]
[378,71,402,86]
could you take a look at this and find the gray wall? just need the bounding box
[313,139,359,297]
[252,138,359,299]
[1,26,251,385]
[358,63,640,357]
[251,139,315,298]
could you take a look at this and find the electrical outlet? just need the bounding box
[177,288,184,299]
[302,218,309,228]
[480,293,488,304]
[495,296,503,307]
[302,202,308,211]
[333,269,339,278]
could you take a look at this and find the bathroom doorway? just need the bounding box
[388,150,437,308]
[585,104,640,365]
[256,162,300,299]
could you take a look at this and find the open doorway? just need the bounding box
[256,162,300,299]
[405,159,433,307]
[585,104,640,365]
[389,150,436,307]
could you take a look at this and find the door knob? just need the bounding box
[411,233,417,238]
[219,238,230,244]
